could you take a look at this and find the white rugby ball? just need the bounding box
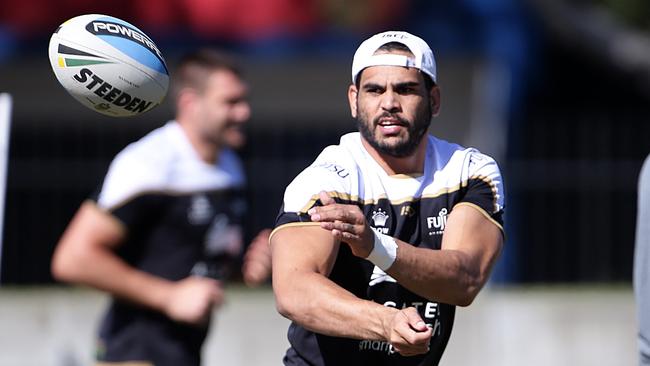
[48,14,168,117]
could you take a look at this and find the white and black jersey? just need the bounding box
[92,121,247,366]
[274,132,505,366]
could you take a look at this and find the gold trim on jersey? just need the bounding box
[103,187,234,213]
[297,175,501,212]
[463,174,502,213]
[453,202,505,234]
[298,191,364,213]
[421,183,461,201]
[270,222,322,241]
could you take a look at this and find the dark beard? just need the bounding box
[356,106,431,158]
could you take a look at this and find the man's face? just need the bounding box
[349,59,437,158]
[196,69,250,149]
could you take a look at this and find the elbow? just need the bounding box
[454,288,479,307]
[274,288,302,322]
[50,251,73,283]
[275,296,292,320]
[273,278,317,324]
[452,270,485,307]
[444,252,494,307]
[50,243,85,283]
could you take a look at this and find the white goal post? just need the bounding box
[0,93,13,282]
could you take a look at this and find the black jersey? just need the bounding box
[274,132,505,366]
[92,121,247,366]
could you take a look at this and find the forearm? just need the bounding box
[52,201,175,311]
[373,205,503,306]
[274,269,397,340]
[52,244,173,312]
[387,242,482,306]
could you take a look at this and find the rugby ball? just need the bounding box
[48,14,168,117]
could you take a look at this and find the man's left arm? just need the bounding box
[387,203,502,306]
[310,192,503,307]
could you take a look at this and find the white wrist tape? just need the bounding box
[367,231,398,271]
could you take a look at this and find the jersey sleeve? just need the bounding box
[457,150,505,230]
[274,147,355,229]
[91,148,167,229]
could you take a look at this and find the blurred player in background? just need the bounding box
[51,49,271,366]
[635,154,650,366]
[271,31,504,365]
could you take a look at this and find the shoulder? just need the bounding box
[428,136,505,213]
[429,136,501,178]
[283,133,361,213]
[96,122,180,210]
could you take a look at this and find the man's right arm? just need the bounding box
[51,200,222,325]
[271,224,432,356]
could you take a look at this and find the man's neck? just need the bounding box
[177,120,220,164]
[361,136,428,176]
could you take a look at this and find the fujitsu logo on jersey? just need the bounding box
[427,207,448,235]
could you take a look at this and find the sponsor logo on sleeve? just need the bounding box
[313,162,349,178]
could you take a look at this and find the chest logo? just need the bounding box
[372,208,388,226]
[371,208,390,234]
[188,194,214,225]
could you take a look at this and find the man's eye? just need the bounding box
[397,87,415,94]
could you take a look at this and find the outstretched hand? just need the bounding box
[308,191,375,258]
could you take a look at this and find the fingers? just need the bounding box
[307,193,375,257]
[243,252,271,286]
[243,260,270,286]
[164,277,224,326]
[308,203,364,225]
[318,190,336,205]
[311,191,360,222]
[389,308,432,357]
[190,277,224,308]
[244,230,271,260]
[318,221,361,236]
[403,307,429,332]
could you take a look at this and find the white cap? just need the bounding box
[351,31,436,84]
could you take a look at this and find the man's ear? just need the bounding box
[348,84,358,118]
[430,86,441,117]
[176,87,197,112]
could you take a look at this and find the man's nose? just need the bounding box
[380,91,400,113]
[233,102,251,122]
